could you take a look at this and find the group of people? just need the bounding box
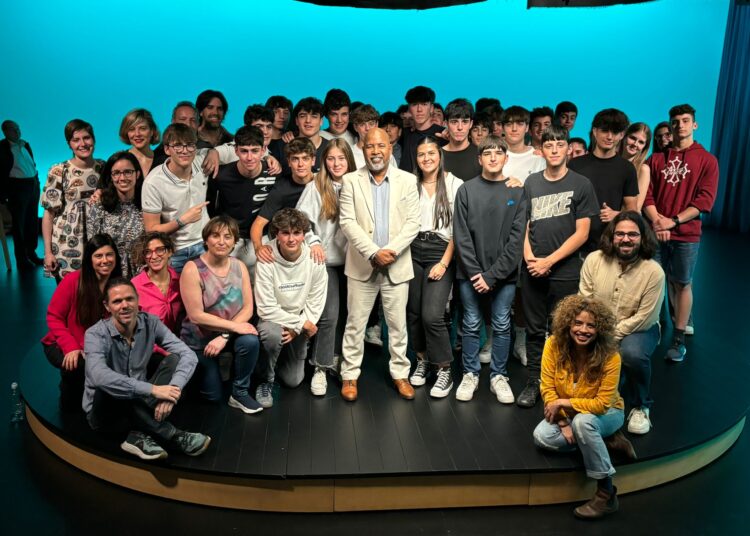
[2,84,719,519]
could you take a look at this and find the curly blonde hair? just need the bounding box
[550,295,618,384]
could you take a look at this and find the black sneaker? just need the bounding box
[120,431,167,460]
[517,378,541,408]
[173,431,211,457]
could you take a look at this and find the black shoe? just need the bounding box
[28,255,44,266]
[517,378,540,408]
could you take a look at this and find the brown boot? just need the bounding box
[574,486,618,519]
[341,380,358,402]
[605,430,637,460]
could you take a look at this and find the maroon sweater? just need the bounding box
[645,142,719,242]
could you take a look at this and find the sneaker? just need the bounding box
[120,431,167,461]
[410,360,429,387]
[627,407,652,435]
[255,382,274,408]
[665,342,686,362]
[365,325,383,347]
[513,327,527,366]
[684,325,694,336]
[479,338,492,364]
[455,373,479,402]
[228,394,263,414]
[173,431,211,457]
[490,375,515,404]
[430,368,454,398]
[310,368,328,396]
[517,378,541,408]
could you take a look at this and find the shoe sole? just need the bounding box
[490,382,515,404]
[665,354,685,362]
[183,436,212,457]
[228,396,263,414]
[310,384,327,396]
[455,383,478,402]
[430,385,453,398]
[409,376,427,387]
[364,337,383,347]
[120,441,168,460]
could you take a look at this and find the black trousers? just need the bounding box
[43,342,86,413]
[520,269,579,376]
[7,177,40,264]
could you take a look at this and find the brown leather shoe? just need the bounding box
[393,378,415,400]
[341,380,358,402]
[605,430,637,460]
[573,486,618,519]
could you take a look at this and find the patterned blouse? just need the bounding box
[86,200,145,278]
[41,160,104,279]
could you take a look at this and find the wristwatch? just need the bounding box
[672,216,681,228]
[221,333,230,340]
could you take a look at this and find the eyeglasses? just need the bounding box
[144,246,168,258]
[168,143,197,153]
[111,169,137,179]
[614,231,641,239]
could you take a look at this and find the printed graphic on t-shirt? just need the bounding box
[662,156,690,186]
[530,192,574,221]
[279,281,305,292]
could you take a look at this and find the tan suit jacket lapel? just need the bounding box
[357,169,375,222]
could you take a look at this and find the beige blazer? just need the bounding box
[339,166,420,284]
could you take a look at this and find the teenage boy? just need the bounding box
[431,103,446,127]
[320,88,356,146]
[442,99,481,181]
[568,108,638,253]
[254,209,328,408]
[501,106,547,185]
[153,101,206,168]
[266,95,293,140]
[379,112,403,166]
[250,138,321,265]
[529,106,554,151]
[470,113,492,147]
[397,104,413,131]
[555,101,578,135]
[84,277,209,461]
[142,123,235,272]
[207,126,277,271]
[196,89,233,147]
[283,97,329,173]
[453,136,527,403]
[518,125,599,408]
[643,104,718,362]
[399,85,447,173]
[569,137,588,159]
[351,105,398,170]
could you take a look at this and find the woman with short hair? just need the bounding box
[120,108,160,177]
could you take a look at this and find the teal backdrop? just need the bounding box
[1,0,730,217]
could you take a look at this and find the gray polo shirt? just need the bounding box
[369,172,390,248]
[82,312,197,414]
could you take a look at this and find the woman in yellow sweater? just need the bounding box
[532,295,635,520]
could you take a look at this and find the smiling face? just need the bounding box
[654,126,672,150]
[541,138,569,168]
[110,159,139,198]
[416,142,441,176]
[173,105,199,130]
[200,97,225,128]
[531,115,552,144]
[276,228,305,260]
[296,110,323,138]
[325,146,349,180]
[205,225,236,258]
[164,138,197,168]
[470,124,490,146]
[69,129,95,160]
[144,238,172,274]
[127,121,153,150]
[570,310,597,348]
[91,245,116,279]
[327,107,350,135]
[613,220,642,262]
[622,129,648,159]
[478,146,508,178]
[235,144,263,175]
[105,284,139,331]
[363,129,392,173]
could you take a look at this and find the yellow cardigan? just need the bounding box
[540,336,624,415]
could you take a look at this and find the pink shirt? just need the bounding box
[132,267,184,335]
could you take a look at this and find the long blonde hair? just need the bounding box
[619,122,652,171]
[315,139,356,221]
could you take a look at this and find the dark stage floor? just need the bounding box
[4,228,750,534]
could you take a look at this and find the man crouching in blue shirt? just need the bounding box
[83,276,210,461]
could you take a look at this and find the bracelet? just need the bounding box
[176,217,186,229]
[438,261,448,270]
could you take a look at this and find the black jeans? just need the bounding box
[43,342,85,413]
[407,234,454,366]
[7,177,40,264]
[520,269,579,376]
[86,353,179,442]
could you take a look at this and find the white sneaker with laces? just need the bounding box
[365,325,383,347]
[627,407,652,434]
[409,360,429,386]
[310,368,327,396]
[455,373,479,402]
[490,375,515,404]
[430,368,454,398]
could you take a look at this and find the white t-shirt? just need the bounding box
[320,129,355,147]
[418,172,463,241]
[503,147,546,184]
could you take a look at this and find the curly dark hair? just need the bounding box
[550,295,618,384]
[268,208,311,239]
[599,211,658,260]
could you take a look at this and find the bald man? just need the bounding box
[338,128,420,401]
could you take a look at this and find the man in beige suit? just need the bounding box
[339,128,420,401]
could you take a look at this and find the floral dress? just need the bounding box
[86,200,145,278]
[41,160,104,279]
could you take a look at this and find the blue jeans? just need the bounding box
[654,240,700,285]
[533,408,625,479]
[619,324,660,409]
[170,242,205,274]
[197,334,260,402]
[459,279,516,377]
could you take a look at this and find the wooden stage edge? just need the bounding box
[26,408,745,512]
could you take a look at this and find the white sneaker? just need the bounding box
[430,368,454,398]
[479,338,492,364]
[310,368,327,396]
[627,407,652,435]
[455,373,479,402]
[490,375,515,404]
[409,360,429,386]
[365,325,383,347]
[684,325,694,336]
[513,327,527,366]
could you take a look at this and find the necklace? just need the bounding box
[422,180,437,184]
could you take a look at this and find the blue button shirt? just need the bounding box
[370,173,390,248]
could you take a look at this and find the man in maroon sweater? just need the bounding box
[643,104,719,362]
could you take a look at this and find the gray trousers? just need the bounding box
[257,320,308,387]
[310,265,346,370]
